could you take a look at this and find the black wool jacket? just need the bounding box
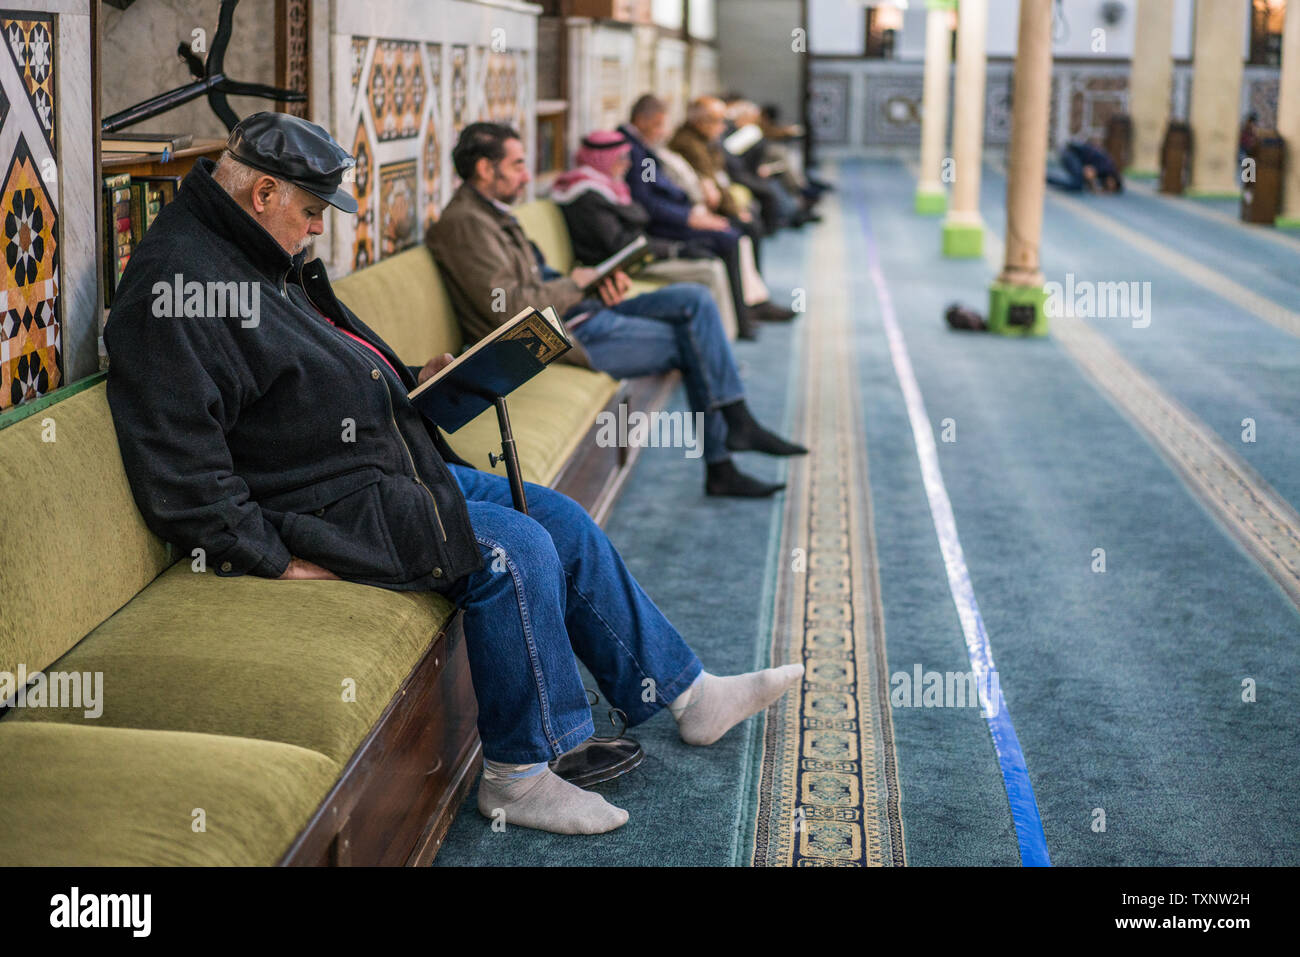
[104,158,483,592]
[557,190,704,266]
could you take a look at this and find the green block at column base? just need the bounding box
[1186,187,1242,200]
[915,190,947,215]
[1124,168,1159,180]
[987,282,1049,337]
[942,221,983,258]
[1275,215,1300,231]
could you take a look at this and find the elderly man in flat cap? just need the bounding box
[103,112,803,836]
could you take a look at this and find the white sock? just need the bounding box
[482,759,549,784]
[478,759,629,835]
[668,672,705,719]
[673,663,805,746]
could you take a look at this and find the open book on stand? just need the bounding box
[407,305,571,432]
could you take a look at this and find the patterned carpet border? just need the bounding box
[749,194,907,867]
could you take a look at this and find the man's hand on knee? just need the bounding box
[278,556,341,580]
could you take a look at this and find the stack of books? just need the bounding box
[101,172,181,307]
[100,131,194,163]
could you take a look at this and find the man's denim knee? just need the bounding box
[685,285,724,335]
[524,484,605,563]
[684,282,714,311]
[478,509,564,591]
[530,483,591,529]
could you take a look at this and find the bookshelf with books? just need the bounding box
[97,138,225,368]
[100,136,226,179]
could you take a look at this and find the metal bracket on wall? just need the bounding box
[100,0,306,134]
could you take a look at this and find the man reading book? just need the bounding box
[427,121,807,500]
[618,94,798,324]
[103,111,804,836]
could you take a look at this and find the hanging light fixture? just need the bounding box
[873,0,909,33]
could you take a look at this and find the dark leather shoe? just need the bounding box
[945,303,986,331]
[753,301,798,322]
[549,737,645,787]
[705,459,786,497]
[727,428,808,456]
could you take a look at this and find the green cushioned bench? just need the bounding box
[0,199,678,866]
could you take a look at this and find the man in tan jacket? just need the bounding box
[427,122,806,498]
[669,96,747,222]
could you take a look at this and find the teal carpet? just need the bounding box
[432,162,1300,866]
[432,233,807,866]
[1023,170,1300,508]
[854,158,1299,865]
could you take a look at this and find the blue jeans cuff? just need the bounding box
[624,656,704,728]
[482,717,596,765]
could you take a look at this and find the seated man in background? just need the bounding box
[1047,139,1124,194]
[723,99,817,230]
[620,94,796,327]
[669,97,754,227]
[651,137,778,340]
[427,122,807,499]
[758,102,833,200]
[103,111,805,838]
[669,97,797,334]
[552,129,747,341]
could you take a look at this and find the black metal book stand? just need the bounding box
[487,395,644,788]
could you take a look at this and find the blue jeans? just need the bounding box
[442,463,703,763]
[571,283,746,465]
[1047,148,1086,191]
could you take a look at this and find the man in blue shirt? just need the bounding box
[619,95,796,332]
[1047,140,1124,193]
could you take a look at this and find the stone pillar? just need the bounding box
[915,0,956,215]
[942,0,989,258]
[1128,0,1176,178]
[1277,1,1300,228]
[1188,0,1248,197]
[987,0,1053,336]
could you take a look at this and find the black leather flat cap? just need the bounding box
[226,112,358,214]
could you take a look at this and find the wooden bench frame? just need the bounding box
[279,370,682,866]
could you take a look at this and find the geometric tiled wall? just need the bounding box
[0,8,61,411]
[0,0,95,406]
[327,0,536,279]
[565,22,714,163]
[809,58,1283,156]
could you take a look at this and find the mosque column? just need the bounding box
[1187,0,1248,197]
[1127,0,1176,179]
[987,0,1053,335]
[941,0,989,257]
[915,0,956,215]
[1276,0,1300,228]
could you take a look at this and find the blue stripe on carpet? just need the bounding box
[855,187,1051,866]
[848,157,1300,865]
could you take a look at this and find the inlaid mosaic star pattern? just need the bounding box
[345,34,529,269]
[0,9,60,412]
[351,123,374,269]
[370,40,425,141]
[3,15,54,150]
